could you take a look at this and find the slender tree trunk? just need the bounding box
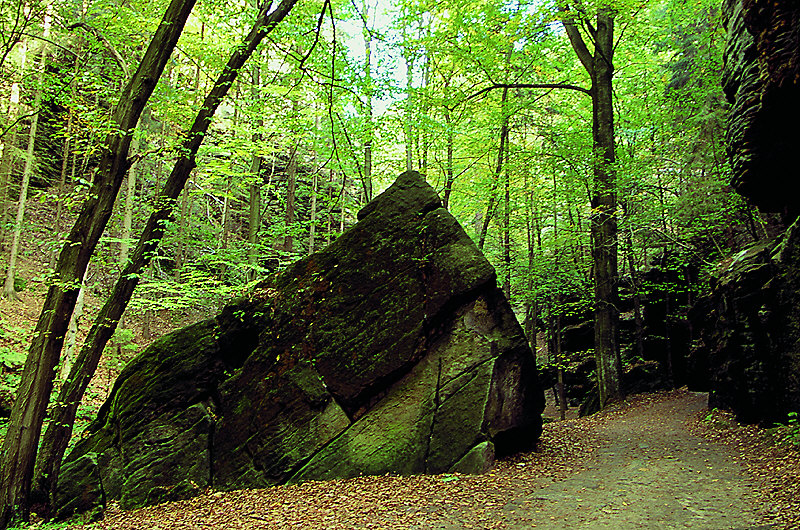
[59,274,86,383]
[339,173,347,233]
[362,4,374,203]
[3,28,48,301]
[246,62,263,281]
[404,50,414,172]
[478,87,510,251]
[0,0,198,524]
[443,108,454,209]
[284,146,297,254]
[247,158,262,280]
[308,171,318,255]
[119,132,141,265]
[2,94,39,300]
[31,2,298,514]
[502,146,511,297]
[0,42,26,251]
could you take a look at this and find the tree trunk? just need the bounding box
[31,1,298,515]
[59,275,87,383]
[502,148,511,297]
[308,170,318,255]
[246,63,263,281]
[0,0,198,524]
[362,4,374,203]
[247,158,262,280]
[563,6,622,408]
[590,10,622,407]
[443,108,454,209]
[478,87,510,251]
[0,42,26,252]
[404,50,414,172]
[284,145,297,254]
[1,38,37,300]
[119,132,141,265]
[2,82,40,301]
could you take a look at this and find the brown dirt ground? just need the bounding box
[48,388,798,530]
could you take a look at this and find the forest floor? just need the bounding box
[54,388,799,530]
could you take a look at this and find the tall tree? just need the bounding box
[561,2,623,407]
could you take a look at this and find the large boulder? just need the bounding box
[55,171,544,519]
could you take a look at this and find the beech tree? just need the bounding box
[560,2,622,407]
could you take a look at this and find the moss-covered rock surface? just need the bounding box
[55,171,544,519]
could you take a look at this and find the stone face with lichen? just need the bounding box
[55,171,544,520]
[693,0,800,425]
[723,0,800,213]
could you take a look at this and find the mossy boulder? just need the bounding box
[55,171,544,519]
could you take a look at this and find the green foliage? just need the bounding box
[772,412,800,450]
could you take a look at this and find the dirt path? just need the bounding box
[66,389,788,529]
[496,391,766,529]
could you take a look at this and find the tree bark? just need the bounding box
[590,10,622,407]
[0,41,26,252]
[563,6,622,408]
[284,145,297,254]
[2,61,42,300]
[478,86,510,251]
[31,0,298,514]
[362,2,374,203]
[0,0,198,524]
[308,170,318,255]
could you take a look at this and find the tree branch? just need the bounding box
[465,82,592,103]
[559,5,594,76]
[66,22,130,79]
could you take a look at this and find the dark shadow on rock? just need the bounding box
[54,171,545,520]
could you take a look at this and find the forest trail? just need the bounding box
[493,391,767,529]
[67,389,791,530]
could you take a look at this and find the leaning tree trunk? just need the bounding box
[32,0,299,514]
[0,0,198,525]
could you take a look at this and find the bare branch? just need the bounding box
[67,22,130,79]
[465,82,592,103]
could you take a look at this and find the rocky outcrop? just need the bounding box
[691,226,800,424]
[704,0,800,423]
[55,171,544,519]
[723,0,800,214]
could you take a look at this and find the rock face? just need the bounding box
[723,0,800,214]
[699,0,800,424]
[691,228,800,424]
[55,171,544,519]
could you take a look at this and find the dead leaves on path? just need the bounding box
[56,389,798,530]
[694,407,800,529]
[61,418,600,530]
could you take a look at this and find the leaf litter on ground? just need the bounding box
[43,388,797,530]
